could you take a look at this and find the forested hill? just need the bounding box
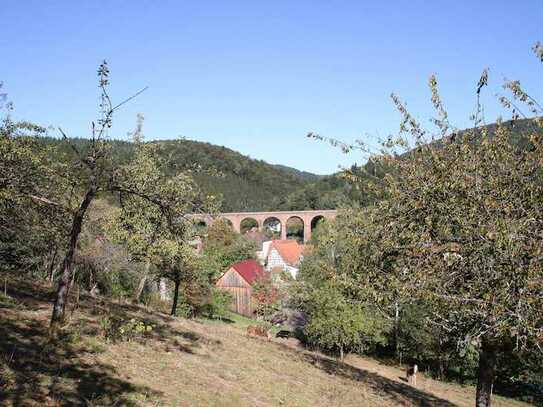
[38,136,342,212]
[39,119,534,212]
[151,139,320,211]
[272,117,543,211]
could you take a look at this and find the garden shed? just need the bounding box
[216,259,266,316]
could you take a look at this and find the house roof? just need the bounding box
[268,240,305,266]
[230,259,267,285]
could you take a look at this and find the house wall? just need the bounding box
[265,248,286,272]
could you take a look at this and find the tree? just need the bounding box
[202,219,257,277]
[252,276,281,321]
[293,212,392,359]
[108,137,215,316]
[304,284,389,361]
[48,62,210,335]
[151,236,201,316]
[0,89,69,278]
[312,45,543,406]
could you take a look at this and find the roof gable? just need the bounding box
[230,259,266,285]
[268,240,304,266]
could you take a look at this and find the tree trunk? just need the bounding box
[49,186,96,335]
[438,336,445,380]
[171,279,181,316]
[475,340,497,407]
[133,262,150,303]
[47,245,58,283]
[159,278,168,301]
[339,345,344,362]
[394,301,400,361]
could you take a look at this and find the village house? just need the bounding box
[263,239,305,279]
[215,259,267,316]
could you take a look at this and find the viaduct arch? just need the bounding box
[195,210,337,243]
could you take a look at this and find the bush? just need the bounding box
[197,288,233,319]
[304,285,390,361]
[252,277,282,321]
[100,316,154,343]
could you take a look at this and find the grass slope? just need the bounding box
[0,275,530,407]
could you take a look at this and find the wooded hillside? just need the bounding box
[34,117,538,213]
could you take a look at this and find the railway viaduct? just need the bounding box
[195,210,337,243]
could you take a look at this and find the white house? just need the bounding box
[263,239,305,279]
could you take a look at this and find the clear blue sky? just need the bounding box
[2,1,542,174]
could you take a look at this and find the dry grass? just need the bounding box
[0,275,532,406]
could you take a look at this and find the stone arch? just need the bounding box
[240,217,259,235]
[310,215,325,230]
[263,216,282,239]
[286,216,304,243]
[194,219,208,233]
[309,215,326,242]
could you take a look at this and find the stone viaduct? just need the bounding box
[195,210,337,243]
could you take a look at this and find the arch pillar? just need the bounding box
[277,216,288,240]
[280,225,287,240]
[303,218,311,243]
[221,215,241,233]
[232,219,241,233]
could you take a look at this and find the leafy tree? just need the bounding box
[293,213,392,360]
[108,136,215,316]
[202,219,257,277]
[48,62,210,335]
[152,236,202,316]
[311,45,543,406]
[0,91,69,278]
[74,199,141,299]
[304,285,389,361]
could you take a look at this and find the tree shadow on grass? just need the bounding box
[90,299,222,352]
[0,276,55,311]
[0,275,225,405]
[0,316,162,406]
[303,352,459,407]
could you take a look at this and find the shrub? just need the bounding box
[100,316,154,342]
[304,285,390,361]
[252,277,282,321]
[198,288,233,319]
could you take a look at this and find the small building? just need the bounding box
[215,259,267,316]
[264,240,305,279]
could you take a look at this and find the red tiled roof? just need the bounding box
[230,259,266,285]
[269,240,304,266]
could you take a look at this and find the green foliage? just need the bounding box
[202,220,257,278]
[0,291,17,308]
[0,115,69,277]
[304,285,390,359]
[106,131,217,316]
[100,316,154,343]
[396,303,479,382]
[35,135,323,212]
[367,83,543,353]
[197,288,233,319]
[307,47,543,404]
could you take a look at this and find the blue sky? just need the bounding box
[2,1,542,174]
